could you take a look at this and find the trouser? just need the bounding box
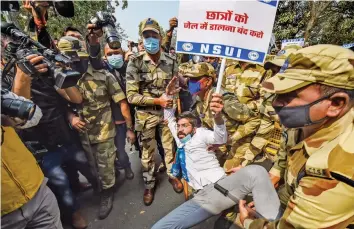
[152,165,281,229]
[81,138,117,190]
[40,143,96,217]
[135,110,174,189]
[138,128,166,163]
[1,179,63,229]
[114,123,131,169]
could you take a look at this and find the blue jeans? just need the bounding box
[152,165,281,229]
[40,143,95,216]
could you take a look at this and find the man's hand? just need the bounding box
[269,173,280,188]
[156,95,173,108]
[125,51,134,62]
[126,129,136,144]
[69,114,87,133]
[239,200,256,226]
[87,24,103,44]
[225,165,243,174]
[17,54,48,76]
[166,76,181,96]
[169,17,178,31]
[210,93,223,117]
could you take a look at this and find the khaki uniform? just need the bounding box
[248,44,354,228]
[222,59,242,94]
[126,52,178,189]
[77,65,126,189]
[222,63,271,168]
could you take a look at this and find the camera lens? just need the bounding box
[103,25,121,49]
[2,98,36,120]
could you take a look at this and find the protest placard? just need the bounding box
[176,0,279,64]
[281,38,305,49]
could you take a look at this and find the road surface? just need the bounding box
[64,149,220,229]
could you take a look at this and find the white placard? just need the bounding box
[281,38,305,49]
[176,0,279,64]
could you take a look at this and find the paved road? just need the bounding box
[64,149,219,229]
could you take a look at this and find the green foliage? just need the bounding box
[3,1,127,40]
[273,0,354,45]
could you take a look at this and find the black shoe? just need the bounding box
[124,167,134,180]
[98,188,114,220]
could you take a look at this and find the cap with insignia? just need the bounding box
[184,62,216,81]
[57,36,88,60]
[264,45,302,70]
[262,44,354,94]
[140,18,161,35]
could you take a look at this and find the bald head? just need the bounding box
[104,43,123,57]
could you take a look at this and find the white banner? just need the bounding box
[281,38,305,49]
[176,0,279,64]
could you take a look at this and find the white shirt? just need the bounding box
[164,107,227,190]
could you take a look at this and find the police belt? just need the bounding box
[137,105,161,111]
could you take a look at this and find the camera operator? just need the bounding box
[1,90,63,229]
[1,34,92,229]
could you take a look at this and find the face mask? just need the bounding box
[180,134,192,144]
[274,95,330,128]
[107,54,124,69]
[143,37,160,54]
[71,59,89,74]
[188,80,201,95]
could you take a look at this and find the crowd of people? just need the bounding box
[1,2,354,229]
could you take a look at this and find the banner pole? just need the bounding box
[215,58,226,94]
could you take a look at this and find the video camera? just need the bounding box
[1,23,81,89]
[89,11,121,49]
[1,89,36,120]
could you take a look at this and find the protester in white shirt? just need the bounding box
[163,77,227,191]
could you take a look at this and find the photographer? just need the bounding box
[1,90,63,229]
[1,32,92,228]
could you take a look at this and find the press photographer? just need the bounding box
[1,24,94,229]
[1,90,63,229]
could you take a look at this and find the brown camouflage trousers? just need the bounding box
[81,138,117,190]
[135,110,174,189]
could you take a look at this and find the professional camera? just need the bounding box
[1,89,36,120]
[1,23,81,89]
[89,11,121,49]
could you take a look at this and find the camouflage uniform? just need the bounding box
[186,63,259,170]
[245,46,303,164]
[221,59,242,94]
[126,48,178,189]
[248,45,354,228]
[77,65,126,190]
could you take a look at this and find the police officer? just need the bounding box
[58,36,135,219]
[126,18,182,206]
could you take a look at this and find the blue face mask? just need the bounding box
[180,134,192,144]
[107,54,124,69]
[188,80,201,95]
[143,37,160,54]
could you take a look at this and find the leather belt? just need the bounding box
[138,106,161,111]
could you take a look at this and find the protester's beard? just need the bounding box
[178,131,187,139]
